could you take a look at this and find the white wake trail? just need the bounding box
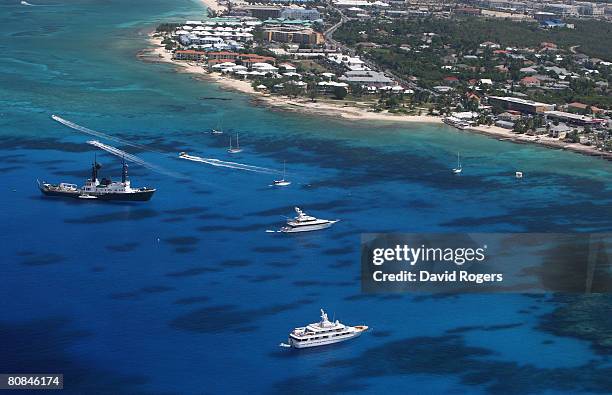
[52,114,160,153]
[179,153,281,174]
[88,140,184,179]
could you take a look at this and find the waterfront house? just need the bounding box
[207,51,240,62]
[174,50,207,61]
[240,54,276,68]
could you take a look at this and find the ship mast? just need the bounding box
[91,155,100,182]
[121,156,128,184]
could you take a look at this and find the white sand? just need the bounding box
[199,0,225,13]
[141,36,611,160]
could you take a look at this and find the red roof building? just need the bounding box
[174,50,206,61]
[520,76,541,87]
[207,51,239,61]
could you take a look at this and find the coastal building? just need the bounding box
[544,111,604,126]
[251,62,279,73]
[280,8,321,20]
[235,5,282,19]
[174,50,207,61]
[327,54,369,71]
[487,96,555,114]
[455,7,481,16]
[544,4,579,17]
[239,54,276,68]
[207,51,240,62]
[495,120,515,129]
[567,102,604,115]
[317,81,350,93]
[263,27,324,45]
[339,70,393,88]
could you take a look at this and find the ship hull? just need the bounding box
[281,222,336,233]
[289,332,362,348]
[39,188,80,198]
[39,187,155,201]
[89,190,155,201]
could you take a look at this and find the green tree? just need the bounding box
[333,86,348,100]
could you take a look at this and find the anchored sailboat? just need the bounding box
[452,152,462,174]
[227,133,243,154]
[211,119,223,134]
[273,161,291,186]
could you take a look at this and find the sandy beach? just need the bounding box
[198,0,225,13]
[140,36,611,160]
[141,36,444,123]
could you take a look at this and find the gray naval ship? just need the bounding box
[38,158,155,201]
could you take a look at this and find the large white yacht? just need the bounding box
[280,207,338,233]
[287,309,368,348]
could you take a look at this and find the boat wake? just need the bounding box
[179,153,280,175]
[51,114,161,154]
[87,140,185,179]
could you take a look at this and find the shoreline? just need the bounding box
[198,0,225,13]
[140,36,611,161]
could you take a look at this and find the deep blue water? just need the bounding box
[1,1,611,394]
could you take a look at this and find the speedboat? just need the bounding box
[287,309,368,348]
[280,207,338,233]
[77,194,98,200]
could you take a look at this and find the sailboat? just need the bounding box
[211,119,223,134]
[273,161,291,187]
[227,133,243,154]
[452,152,462,174]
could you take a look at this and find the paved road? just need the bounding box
[322,6,433,94]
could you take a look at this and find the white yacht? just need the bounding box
[287,309,368,349]
[228,134,243,154]
[280,207,338,233]
[272,161,291,187]
[452,152,462,174]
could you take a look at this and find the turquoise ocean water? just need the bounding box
[1,0,611,393]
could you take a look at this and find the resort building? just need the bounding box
[239,54,276,68]
[544,111,605,126]
[263,27,324,45]
[280,8,321,20]
[339,70,394,88]
[207,51,240,62]
[487,96,555,114]
[174,50,207,61]
[235,5,282,20]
